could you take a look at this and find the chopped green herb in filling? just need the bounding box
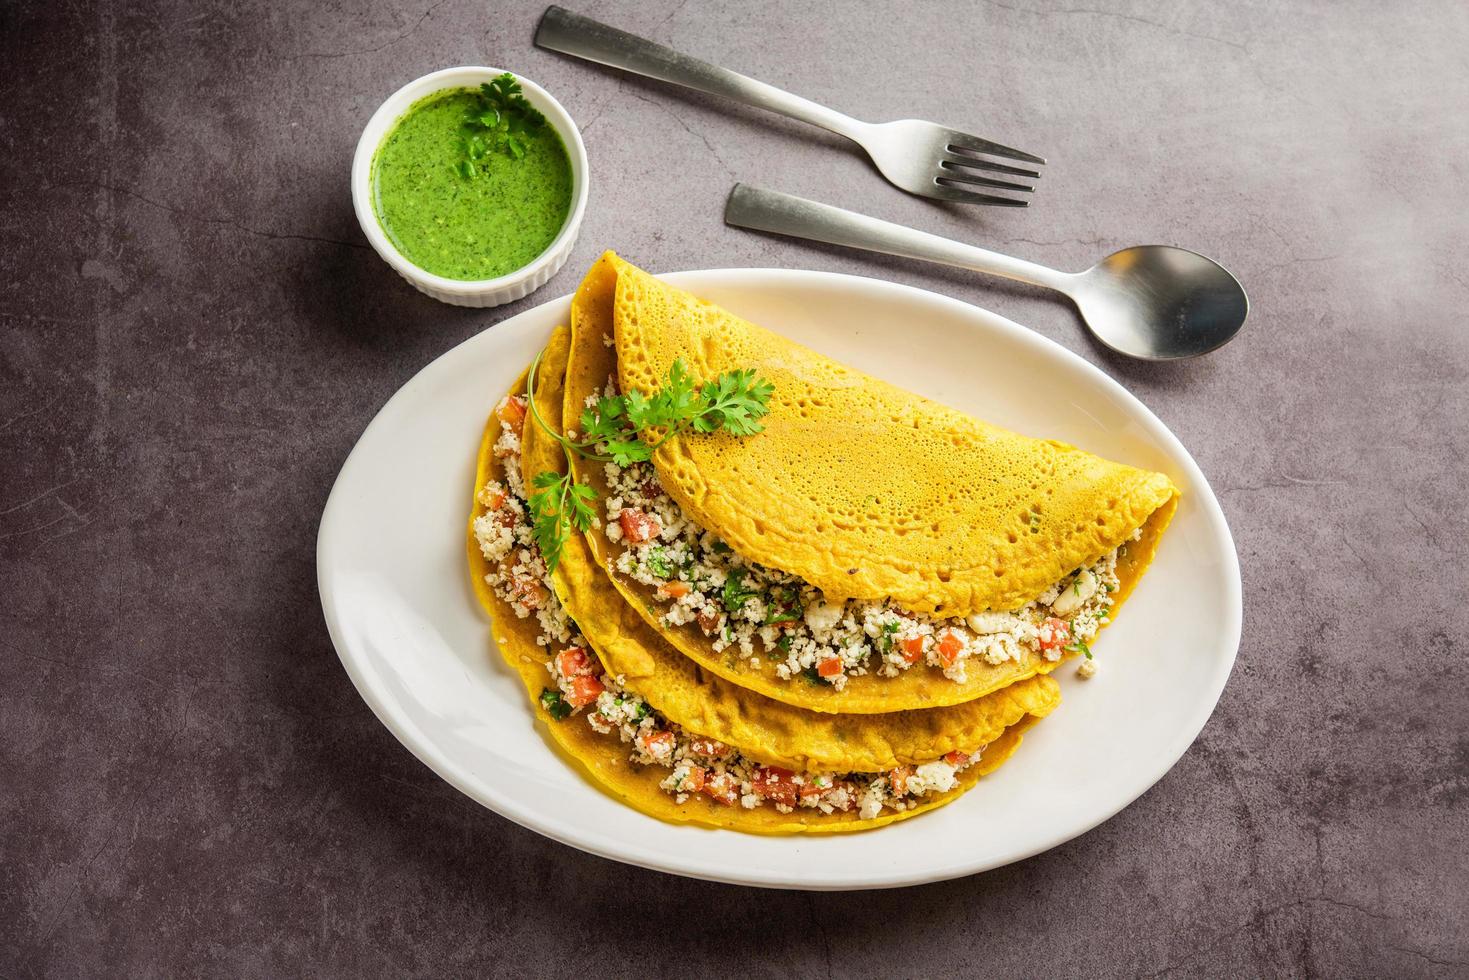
[472,391,983,819]
[595,393,1132,692]
[539,688,572,720]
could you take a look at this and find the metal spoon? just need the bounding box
[725,185,1249,360]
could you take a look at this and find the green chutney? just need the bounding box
[371,88,573,281]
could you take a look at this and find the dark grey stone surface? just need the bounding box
[3,0,1466,975]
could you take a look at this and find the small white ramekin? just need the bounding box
[352,66,589,308]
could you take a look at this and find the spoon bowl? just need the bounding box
[1072,246,1249,360]
[724,185,1251,360]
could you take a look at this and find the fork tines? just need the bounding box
[935,132,1046,207]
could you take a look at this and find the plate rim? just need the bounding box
[316,266,1243,890]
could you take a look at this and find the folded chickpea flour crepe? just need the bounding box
[467,346,1056,833]
[563,252,1179,715]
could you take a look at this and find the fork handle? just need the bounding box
[724,185,1076,293]
[536,6,867,143]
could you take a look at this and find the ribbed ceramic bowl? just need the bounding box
[351,66,589,308]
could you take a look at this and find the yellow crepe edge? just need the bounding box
[527,325,1062,772]
[565,252,1174,714]
[610,253,1180,616]
[470,358,1053,833]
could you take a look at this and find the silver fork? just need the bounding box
[535,6,1045,207]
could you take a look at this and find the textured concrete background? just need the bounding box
[3,0,1467,975]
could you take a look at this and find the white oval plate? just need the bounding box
[317,268,1241,890]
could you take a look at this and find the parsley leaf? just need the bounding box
[697,368,776,436]
[580,395,625,442]
[458,72,546,175]
[528,470,595,574]
[564,358,774,463]
[1066,639,1093,660]
[663,360,706,427]
[568,482,597,524]
[517,343,773,571]
[579,395,651,465]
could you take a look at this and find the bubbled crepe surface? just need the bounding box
[468,360,1052,833]
[526,326,1061,774]
[604,251,1179,619]
[566,254,1178,714]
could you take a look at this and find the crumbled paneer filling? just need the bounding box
[589,379,1129,689]
[471,394,571,647]
[588,666,981,818]
[473,394,975,817]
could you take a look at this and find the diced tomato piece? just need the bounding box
[817,656,844,678]
[1039,616,1071,652]
[567,674,604,708]
[680,766,707,794]
[696,608,722,635]
[751,766,798,807]
[501,561,547,610]
[477,486,507,511]
[935,630,965,667]
[797,778,827,801]
[702,772,739,806]
[516,580,547,610]
[889,765,914,795]
[639,729,676,759]
[687,737,732,759]
[618,509,661,544]
[899,635,926,664]
[943,750,970,767]
[658,580,690,599]
[497,395,527,435]
[555,647,594,678]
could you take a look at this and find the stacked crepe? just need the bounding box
[468,253,1178,833]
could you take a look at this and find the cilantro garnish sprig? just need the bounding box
[527,471,596,574]
[518,342,774,577]
[458,72,547,178]
[573,360,774,466]
[528,349,773,467]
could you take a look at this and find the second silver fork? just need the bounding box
[535,6,1045,207]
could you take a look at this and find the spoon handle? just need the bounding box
[725,185,1075,293]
